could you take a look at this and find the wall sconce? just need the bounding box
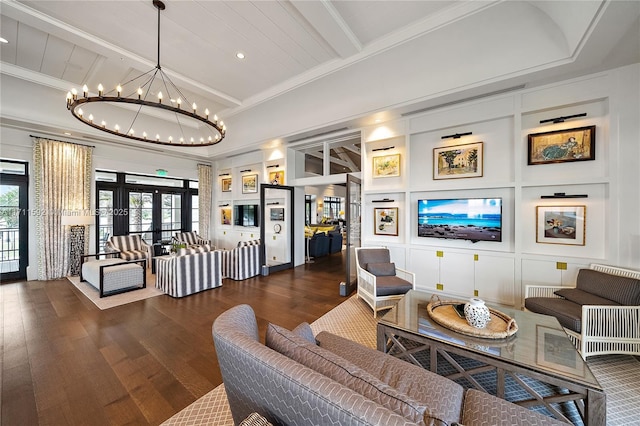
[240,169,252,173]
[441,132,472,139]
[218,203,230,207]
[372,198,395,203]
[218,172,230,177]
[266,164,280,169]
[372,146,394,152]
[539,113,586,124]
[540,193,588,199]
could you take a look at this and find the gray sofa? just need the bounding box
[213,304,567,426]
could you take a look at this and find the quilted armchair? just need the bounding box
[105,235,152,268]
[525,263,640,359]
[173,231,211,247]
[355,247,415,317]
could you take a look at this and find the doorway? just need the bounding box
[260,184,294,274]
[0,160,29,281]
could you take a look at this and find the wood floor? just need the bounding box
[1,254,348,425]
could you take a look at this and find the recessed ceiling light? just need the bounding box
[0,37,8,44]
[236,52,245,60]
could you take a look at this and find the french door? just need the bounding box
[127,190,183,243]
[342,174,361,296]
[0,161,29,281]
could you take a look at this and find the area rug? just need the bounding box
[66,271,163,310]
[161,296,640,425]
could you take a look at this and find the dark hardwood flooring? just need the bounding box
[1,253,348,425]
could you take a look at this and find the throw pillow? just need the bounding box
[265,323,433,425]
[367,262,396,276]
[291,322,316,344]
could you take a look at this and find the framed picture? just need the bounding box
[536,325,584,376]
[242,174,258,194]
[221,177,231,192]
[268,170,284,185]
[528,125,595,165]
[374,207,398,236]
[270,207,284,221]
[433,142,483,180]
[536,205,586,245]
[372,154,400,178]
[220,207,232,225]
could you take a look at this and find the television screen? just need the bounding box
[234,205,259,227]
[418,198,502,242]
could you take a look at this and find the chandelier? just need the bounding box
[65,0,226,147]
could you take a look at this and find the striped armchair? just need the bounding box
[156,249,222,298]
[105,235,152,268]
[174,231,211,247]
[221,240,261,280]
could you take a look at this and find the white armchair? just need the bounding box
[355,247,415,317]
[525,263,640,359]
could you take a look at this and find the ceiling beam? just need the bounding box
[290,0,361,58]
[333,147,360,171]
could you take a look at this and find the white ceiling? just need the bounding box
[1,0,639,158]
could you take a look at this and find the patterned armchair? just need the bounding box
[105,235,152,268]
[173,231,211,247]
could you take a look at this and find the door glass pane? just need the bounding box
[191,194,199,234]
[129,191,153,242]
[98,190,114,252]
[0,184,20,273]
[346,175,361,289]
[161,193,182,241]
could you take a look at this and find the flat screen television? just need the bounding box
[234,204,259,227]
[417,198,502,242]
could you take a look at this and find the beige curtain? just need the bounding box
[33,138,93,280]
[198,164,212,240]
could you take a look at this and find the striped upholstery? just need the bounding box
[156,250,223,298]
[174,231,211,247]
[105,235,152,267]
[177,244,212,256]
[222,241,261,280]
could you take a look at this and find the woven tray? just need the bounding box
[426,295,518,339]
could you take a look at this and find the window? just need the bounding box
[323,196,343,220]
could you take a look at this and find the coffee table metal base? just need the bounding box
[377,324,605,425]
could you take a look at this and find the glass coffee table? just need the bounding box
[377,290,605,425]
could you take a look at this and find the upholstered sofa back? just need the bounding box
[156,250,222,298]
[576,268,640,305]
[212,304,412,425]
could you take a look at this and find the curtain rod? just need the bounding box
[30,134,95,148]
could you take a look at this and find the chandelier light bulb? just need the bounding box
[98,84,104,96]
[176,98,182,108]
[137,87,142,99]
[66,92,72,106]
[192,103,197,113]
[208,136,212,142]
[129,129,134,135]
[205,108,209,119]
[117,85,122,97]
[88,114,93,123]
[71,88,78,100]
[158,91,163,103]
[168,136,173,142]
[82,85,88,97]
[156,134,160,141]
[213,114,218,124]
[115,124,120,133]
[101,120,106,128]
[77,108,83,117]
[179,137,184,143]
[200,137,204,143]
[190,137,194,143]
[143,132,147,139]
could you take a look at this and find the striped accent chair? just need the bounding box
[174,231,211,247]
[105,235,152,268]
[222,240,261,280]
[156,249,223,298]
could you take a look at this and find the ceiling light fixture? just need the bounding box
[236,52,245,59]
[65,0,226,147]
